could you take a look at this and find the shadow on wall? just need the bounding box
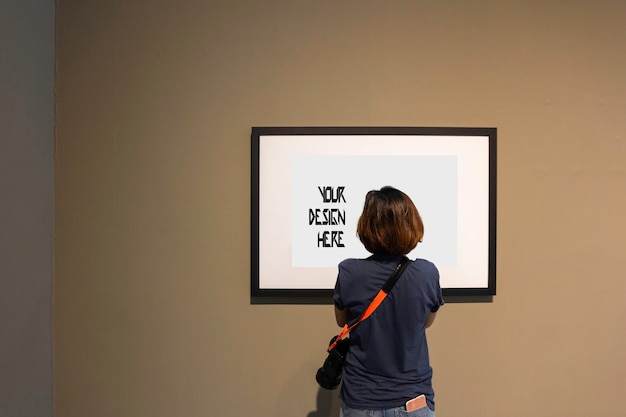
[276,359,341,417]
[307,388,341,417]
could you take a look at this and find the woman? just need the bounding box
[333,186,444,417]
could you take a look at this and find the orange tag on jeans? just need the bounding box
[406,394,427,411]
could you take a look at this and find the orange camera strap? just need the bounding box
[328,257,410,351]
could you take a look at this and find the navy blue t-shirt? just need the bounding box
[333,254,444,411]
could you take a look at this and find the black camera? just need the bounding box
[315,336,350,390]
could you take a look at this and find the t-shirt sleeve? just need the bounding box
[430,264,445,313]
[333,263,345,309]
[333,276,344,309]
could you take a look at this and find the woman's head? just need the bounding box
[356,186,424,256]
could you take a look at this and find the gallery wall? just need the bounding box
[54,1,626,416]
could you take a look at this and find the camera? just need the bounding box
[315,335,350,390]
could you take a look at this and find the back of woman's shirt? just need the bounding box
[333,254,444,411]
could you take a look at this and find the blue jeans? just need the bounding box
[340,403,435,417]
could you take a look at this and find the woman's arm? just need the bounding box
[335,306,349,327]
[425,312,437,328]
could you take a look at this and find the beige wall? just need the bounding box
[54,1,626,416]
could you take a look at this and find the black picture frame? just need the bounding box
[251,127,496,303]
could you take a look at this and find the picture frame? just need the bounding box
[251,127,496,303]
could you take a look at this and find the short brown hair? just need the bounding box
[356,186,424,256]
